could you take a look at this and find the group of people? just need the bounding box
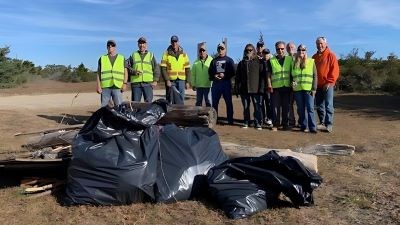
[96,35,339,133]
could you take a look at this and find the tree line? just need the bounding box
[0,46,96,88]
[1,46,399,95]
[338,48,400,95]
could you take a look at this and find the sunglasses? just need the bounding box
[276,48,284,50]
[298,49,306,52]
[107,44,116,47]
[245,49,253,52]
[199,48,206,52]
[217,47,225,51]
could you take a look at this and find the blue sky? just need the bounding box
[1,0,399,70]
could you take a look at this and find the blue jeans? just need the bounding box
[271,87,291,127]
[195,87,211,107]
[211,79,233,123]
[166,80,186,104]
[261,93,273,122]
[315,86,334,126]
[241,94,262,126]
[131,83,153,102]
[294,91,316,131]
[101,88,123,107]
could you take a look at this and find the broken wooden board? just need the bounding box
[296,144,355,156]
[14,124,84,136]
[159,105,217,128]
[23,131,77,150]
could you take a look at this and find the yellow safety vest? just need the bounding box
[160,52,190,80]
[131,52,154,83]
[270,56,292,88]
[292,59,315,91]
[100,54,125,88]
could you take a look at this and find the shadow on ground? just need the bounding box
[334,94,400,120]
[37,113,92,125]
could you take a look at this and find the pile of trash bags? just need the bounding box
[65,100,323,218]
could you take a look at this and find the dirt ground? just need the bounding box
[0,79,399,225]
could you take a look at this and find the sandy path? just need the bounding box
[0,90,196,110]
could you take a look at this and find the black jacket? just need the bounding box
[235,58,266,94]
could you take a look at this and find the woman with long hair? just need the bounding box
[291,44,318,133]
[235,43,266,130]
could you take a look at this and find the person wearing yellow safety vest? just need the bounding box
[291,44,318,133]
[126,37,160,102]
[160,35,191,104]
[267,41,293,131]
[96,40,128,107]
[286,42,298,128]
[191,42,213,107]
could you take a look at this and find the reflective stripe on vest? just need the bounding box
[292,59,314,91]
[100,54,125,88]
[270,56,292,88]
[161,52,189,80]
[131,52,154,83]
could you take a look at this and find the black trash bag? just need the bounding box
[207,163,278,219]
[207,151,323,219]
[226,151,323,206]
[155,124,229,203]
[64,101,167,205]
[79,99,168,133]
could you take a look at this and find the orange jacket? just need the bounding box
[312,47,339,88]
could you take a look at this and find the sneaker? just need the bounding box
[317,123,325,130]
[301,128,309,133]
[326,125,333,133]
[242,124,249,129]
[255,124,262,130]
[265,119,272,126]
[310,129,318,134]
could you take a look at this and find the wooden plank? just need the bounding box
[297,144,355,156]
[14,124,84,136]
[23,131,77,149]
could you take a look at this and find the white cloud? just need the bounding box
[356,0,400,29]
[315,0,400,29]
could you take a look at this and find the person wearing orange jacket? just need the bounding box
[312,37,340,133]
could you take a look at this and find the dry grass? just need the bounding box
[0,81,399,224]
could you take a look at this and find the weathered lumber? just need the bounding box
[26,182,65,199]
[23,131,77,150]
[297,144,355,156]
[14,124,84,136]
[159,105,217,128]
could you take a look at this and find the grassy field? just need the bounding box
[0,80,399,224]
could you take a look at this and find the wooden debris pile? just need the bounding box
[20,177,66,199]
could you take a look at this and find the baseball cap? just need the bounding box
[217,42,226,49]
[107,40,116,46]
[262,48,270,54]
[137,37,147,43]
[257,41,264,47]
[170,35,179,42]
